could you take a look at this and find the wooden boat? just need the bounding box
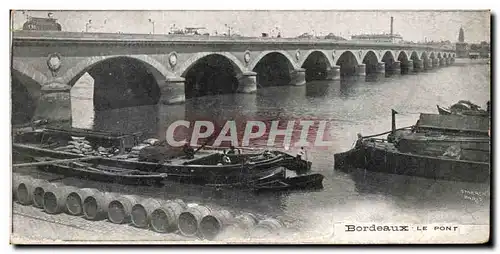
[12,128,313,189]
[12,142,290,186]
[25,157,169,186]
[335,138,489,183]
[252,173,324,192]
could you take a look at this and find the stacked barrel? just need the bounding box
[12,173,286,241]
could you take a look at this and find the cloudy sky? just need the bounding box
[11,10,490,43]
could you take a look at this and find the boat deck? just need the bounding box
[362,139,489,165]
[16,142,247,166]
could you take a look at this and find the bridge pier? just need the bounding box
[355,64,366,76]
[405,60,414,74]
[375,62,386,74]
[445,58,451,65]
[450,58,455,64]
[389,61,401,74]
[413,60,423,72]
[432,58,439,68]
[289,68,306,86]
[325,65,341,81]
[237,71,257,93]
[34,80,72,126]
[158,77,186,105]
[439,58,445,67]
[424,59,433,70]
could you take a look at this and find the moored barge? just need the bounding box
[13,127,321,191]
[334,110,491,183]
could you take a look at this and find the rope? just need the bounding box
[359,125,413,139]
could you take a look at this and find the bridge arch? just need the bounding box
[300,50,333,81]
[362,50,380,75]
[410,51,420,61]
[335,50,360,76]
[397,51,411,74]
[64,56,170,111]
[11,67,44,124]
[381,51,396,73]
[437,52,442,59]
[410,51,421,70]
[299,50,334,68]
[62,55,173,85]
[181,53,246,98]
[179,52,245,77]
[12,59,49,87]
[248,50,299,71]
[250,51,298,87]
[421,52,430,69]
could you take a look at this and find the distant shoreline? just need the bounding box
[454,58,490,65]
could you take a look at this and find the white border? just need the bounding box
[2,1,498,253]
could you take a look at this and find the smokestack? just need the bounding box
[390,16,394,36]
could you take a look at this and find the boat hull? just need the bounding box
[12,143,287,187]
[37,163,168,186]
[334,140,490,183]
[252,173,324,192]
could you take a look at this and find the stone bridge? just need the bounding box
[11,30,455,123]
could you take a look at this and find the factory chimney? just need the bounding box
[390,16,394,36]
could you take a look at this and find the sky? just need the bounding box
[11,10,490,43]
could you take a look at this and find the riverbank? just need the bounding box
[453,58,490,66]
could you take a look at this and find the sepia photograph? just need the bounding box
[9,7,491,245]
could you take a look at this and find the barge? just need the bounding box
[334,109,491,183]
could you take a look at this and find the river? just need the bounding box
[69,63,490,241]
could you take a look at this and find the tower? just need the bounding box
[458,27,465,42]
[456,26,468,58]
[390,16,394,36]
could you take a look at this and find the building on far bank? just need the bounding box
[350,33,403,43]
[350,17,403,43]
[456,27,490,59]
[22,14,62,31]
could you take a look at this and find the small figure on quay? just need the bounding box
[183,143,195,159]
[355,133,364,148]
[221,153,232,164]
[296,147,306,160]
[226,145,239,155]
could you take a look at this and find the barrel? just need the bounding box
[199,210,235,240]
[217,212,258,240]
[14,176,36,206]
[249,218,285,238]
[107,195,140,224]
[83,191,114,221]
[43,184,76,214]
[33,182,59,209]
[64,188,94,216]
[12,173,23,202]
[173,199,187,209]
[131,198,162,228]
[178,205,212,237]
[150,200,186,233]
[233,213,259,232]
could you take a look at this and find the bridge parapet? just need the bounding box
[12,31,455,52]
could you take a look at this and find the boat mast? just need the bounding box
[391,109,398,134]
